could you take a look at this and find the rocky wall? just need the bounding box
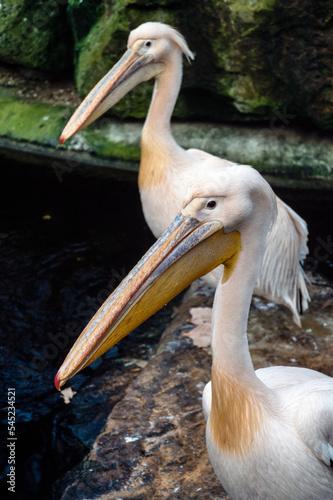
[0,0,333,128]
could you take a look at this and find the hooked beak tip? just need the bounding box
[59,134,66,145]
[54,371,62,391]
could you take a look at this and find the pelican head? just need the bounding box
[55,164,276,390]
[59,22,194,144]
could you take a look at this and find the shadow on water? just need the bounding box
[0,160,332,499]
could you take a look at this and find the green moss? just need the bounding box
[0,95,70,145]
[74,0,198,117]
[210,0,333,126]
[82,459,101,470]
[83,130,141,161]
[0,85,141,162]
[1,0,332,128]
[74,1,132,97]
[0,89,332,186]
[67,0,103,43]
[0,90,142,163]
[0,0,73,71]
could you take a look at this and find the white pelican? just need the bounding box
[60,22,310,325]
[55,163,333,500]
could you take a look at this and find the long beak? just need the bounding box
[55,210,241,390]
[60,49,158,144]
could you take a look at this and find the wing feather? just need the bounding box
[185,154,310,325]
[254,196,310,325]
[295,384,333,467]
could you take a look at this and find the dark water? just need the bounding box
[0,160,160,500]
[0,160,332,500]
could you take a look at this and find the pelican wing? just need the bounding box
[295,382,333,467]
[186,153,310,325]
[254,196,310,325]
[203,366,331,422]
[255,366,330,388]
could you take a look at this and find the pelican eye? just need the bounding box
[145,41,152,47]
[206,200,217,209]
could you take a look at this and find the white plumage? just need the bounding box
[60,22,310,325]
[56,162,333,499]
[188,166,333,500]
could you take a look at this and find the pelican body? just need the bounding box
[60,22,310,325]
[55,163,333,500]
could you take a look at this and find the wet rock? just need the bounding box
[56,283,227,500]
[72,0,333,129]
[211,0,333,129]
[67,0,103,63]
[55,274,332,499]
[0,0,72,72]
[248,277,333,377]
[0,163,158,499]
[1,79,332,188]
[0,1,333,127]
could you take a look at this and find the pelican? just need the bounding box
[60,22,310,325]
[55,163,333,499]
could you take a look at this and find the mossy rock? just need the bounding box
[210,0,333,128]
[8,0,330,128]
[72,0,333,128]
[0,0,73,72]
[67,0,104,63]
[73,0,213,119]
[0,85,332,187]
[0,93,70,146]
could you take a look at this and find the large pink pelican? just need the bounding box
[60,22,310,324]
[55,163,333,499]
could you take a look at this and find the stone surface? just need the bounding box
[67,0,103,63]
[55,274,333,499]
[0,1,333,127]
[56,282,228,500]
[0,93,69,147]
[72,0,333,129]
[0,0,72,71]
[0,73,332,188]
[210,0,333,129]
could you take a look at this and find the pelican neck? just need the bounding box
[211,225,268,387]
[142,50,183,148]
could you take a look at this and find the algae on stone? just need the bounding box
[0,0,73,72]
[0,85,332,187]
[209,0,333,127]
[0,94,70,146]
[73,0,200,118]
[0,0,333,131]
[67,0,104,63]
[71,0,333,129]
